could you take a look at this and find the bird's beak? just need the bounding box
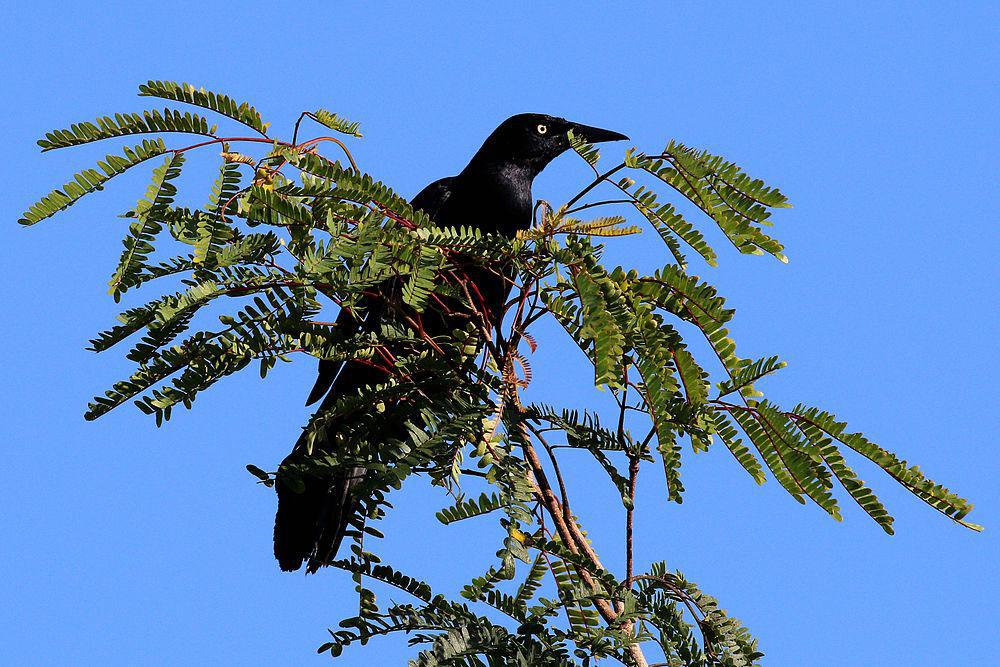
[570,122,629,144]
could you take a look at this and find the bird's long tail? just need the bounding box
[273,359,386,573]
[273,459,365,573]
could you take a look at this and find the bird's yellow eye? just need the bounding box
[536,124,548,135]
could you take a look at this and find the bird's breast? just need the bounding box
[445,166,534,236]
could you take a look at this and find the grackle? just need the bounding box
[274,113,628,572]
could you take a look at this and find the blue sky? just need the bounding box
[2,2,997,665]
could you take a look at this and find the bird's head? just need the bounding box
[468,113,629,175]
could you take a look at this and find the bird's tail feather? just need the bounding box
[273,459,365,573]
[274,358,387,573]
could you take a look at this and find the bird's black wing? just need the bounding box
[303,308,359,406]
[303,177,455,407]
[409,176,454,221]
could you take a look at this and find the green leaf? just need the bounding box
[19,139,167,225]
[728,406,806,504]
[192,161,242,266]
[628,301,686,501]
[138,80,270,135]
[332,559,434,602]
[630,141,791,261]
[754,401,841,520]
[716,355,786,399]
[38,109,216,151]
[436,492,505,525]
[401,246,442,312]
[563,245,631,388]
[791,405,981,531]
[794,418,894,533]
[108,152,185,298]
[567,129,601,167]
[711,411,766,484]
[513,553,548,608]
[311,109,363,137]
[625,184,717,266]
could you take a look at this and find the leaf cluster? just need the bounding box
[20,82,980,666]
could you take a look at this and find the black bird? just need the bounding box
[274,113,628,573]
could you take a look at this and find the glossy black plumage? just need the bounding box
[273,114,627,572]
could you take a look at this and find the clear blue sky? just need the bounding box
[2,2,997,665]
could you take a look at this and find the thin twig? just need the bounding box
[564,162,628,210]
[527,421,571,514]
[564,198,633,215]
[626,454,640,588]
